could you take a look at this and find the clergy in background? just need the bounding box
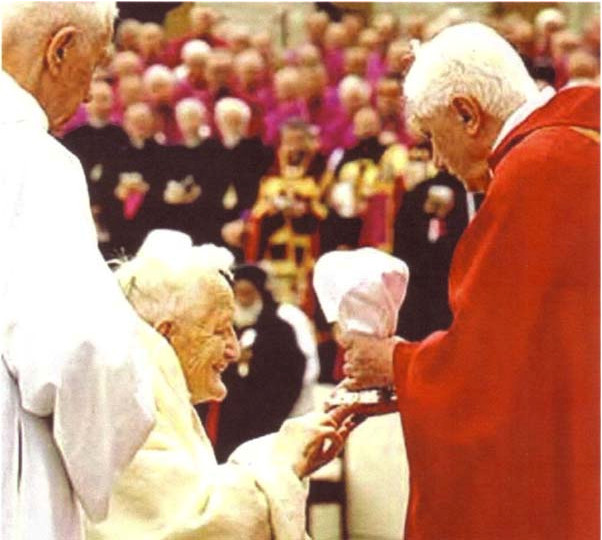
[342,22,599,540]
[1,3,155,539]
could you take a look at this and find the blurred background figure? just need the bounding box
[210,264,307,463]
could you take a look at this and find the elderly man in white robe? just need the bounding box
[87,230,352,539]
[1,3,155,539]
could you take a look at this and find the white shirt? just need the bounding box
[0,71,155,540]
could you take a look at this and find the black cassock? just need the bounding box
[61,124,129,234]
[103,139,169,258]
[209,305,306,464]
[161,136,272,253]
[393,171,469,340]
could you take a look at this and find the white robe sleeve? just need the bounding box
[3,144,155,522]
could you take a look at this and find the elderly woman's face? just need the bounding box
[169,284,240,404]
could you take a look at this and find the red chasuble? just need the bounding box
[393,86,600,539]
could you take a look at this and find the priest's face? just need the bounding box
[417,102,492,192]
[168,282,240,404]
[44,25,112,131]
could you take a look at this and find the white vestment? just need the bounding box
[278,303,320,417]
[88,321,309,540]
[0,71,155,540]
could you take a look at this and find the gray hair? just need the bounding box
[175,98,207,121]
[404,22,538,131]
[115,230,234,327]
[338,74,371,102]
[215,97,251,127]
[2,2,118,51]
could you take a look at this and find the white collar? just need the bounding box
[492,85,556,152]
[0,70,49,131]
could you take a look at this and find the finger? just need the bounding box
[328,404,357,425]
[340,376,360,391]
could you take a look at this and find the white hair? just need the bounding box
[143,64,176,86]
[338,74,371,101]
[115,230,234,327]
[181,39,211,62]
[215,97,251,127]
[404,22,538,129]
[534,8,566,32]
[2,1,117,56]
[234,48,264,72]
[175,98,206,120]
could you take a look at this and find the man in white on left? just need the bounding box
[1,3,155,539]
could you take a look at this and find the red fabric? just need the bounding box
[393,86,600,539]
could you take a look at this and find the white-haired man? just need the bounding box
[341,22,599,539]
[212,97,273,257]
[1,3,155,539]
[88,230,352,539]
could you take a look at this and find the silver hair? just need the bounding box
[175,98,207,120]
[338,74,371,101]
[404,22,538,131]
[181,39,211,62]
[115,231,234,327]
[2,2,118,50]
[215,97,251,127]
[143,64,176,86]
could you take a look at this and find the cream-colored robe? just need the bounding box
[88,322,309,540]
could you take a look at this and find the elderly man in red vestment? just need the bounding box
[340,22,599,539]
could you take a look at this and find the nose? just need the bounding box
[224,328,241,363]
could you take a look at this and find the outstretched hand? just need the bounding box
[276,409,359,479]
[339,334,402,390]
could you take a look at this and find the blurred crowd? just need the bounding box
[57,3,599,453]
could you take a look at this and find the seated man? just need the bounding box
[87,230,350,539]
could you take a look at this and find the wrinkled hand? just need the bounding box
[275,410,357,478]
[341,334,402,390]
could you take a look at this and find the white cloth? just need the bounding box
[492,85,556,152]
[277,303,320,417]
[0,71,155,540]
[313,248,409,338]
[88,321,309,540]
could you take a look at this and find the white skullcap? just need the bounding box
[313,248,410,338]
[137,229,193,259]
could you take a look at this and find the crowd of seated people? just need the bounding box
[59,4,600,388]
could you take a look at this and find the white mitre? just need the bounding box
[313,248,410,338]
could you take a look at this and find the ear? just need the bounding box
[155,320,174,339]
[450,95,482,136]
[45,26,78,77]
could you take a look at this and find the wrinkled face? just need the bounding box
[418,105,490,191]
[233,279,264,328]
[169,284,240,404]
[47,29,111,131]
